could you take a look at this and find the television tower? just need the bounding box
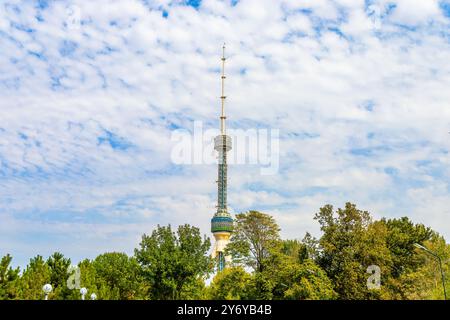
[211,44,233,272]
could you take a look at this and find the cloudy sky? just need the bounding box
[1,0,450,269]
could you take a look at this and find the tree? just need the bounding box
[314,203,391,299]
[276,259,336,300]
[301,232,320,261]
[226,211,281,272]
[75,259,111,300]
[383,217,435,277]
[135,224,212,300]
[223,211,336,300]
[208,267,252,300]
[280,239,309,263]
[0,254,20,300]
[47,252,71,300]
[180,277,208,300]
[93,252,147,300]
[415,237,450,300]
[379,217,438,299]
[17,255,51,300]
[248,242,336,300]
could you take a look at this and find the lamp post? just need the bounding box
[80,287,88,300]
[90,293,97,300]
[414,243,447,300]
[42,284,52,300]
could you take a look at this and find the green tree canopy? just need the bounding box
[93,252,147,300]
[0,254,20,300]
[17,255,51,300]
[314,203,392,299]
[75,259,111,300]
[135,224,212,299]
[245,241,336,300]
[46,252,71,300]
[208,266,252,300]
[226,211,281,272]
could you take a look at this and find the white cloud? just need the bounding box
[388,0,442,26]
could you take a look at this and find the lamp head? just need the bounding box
[43,284,52,294]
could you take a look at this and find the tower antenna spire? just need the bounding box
[220,43,226,135]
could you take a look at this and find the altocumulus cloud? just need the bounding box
[0,0,450,268]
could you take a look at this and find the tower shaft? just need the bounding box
[215,134,231,212]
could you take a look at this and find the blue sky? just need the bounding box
[1,0,450,269]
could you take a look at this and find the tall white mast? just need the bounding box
[220,43,227,135]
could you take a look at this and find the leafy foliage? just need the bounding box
[17,255,51,300]
[47,252,71,299]
[0,254,20,299]
[93,252,147,299]
[314,203,392,299]
[208,266,252,300]
[226,211,281,272]
[135,224,212,299]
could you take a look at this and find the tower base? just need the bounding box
[212,232,231,271]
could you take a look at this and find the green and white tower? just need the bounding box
[211,44,233,272]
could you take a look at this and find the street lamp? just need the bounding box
[414,243,447,300]
[80,287,88,300]
[42,284,52,300]
[90,293,97,300]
